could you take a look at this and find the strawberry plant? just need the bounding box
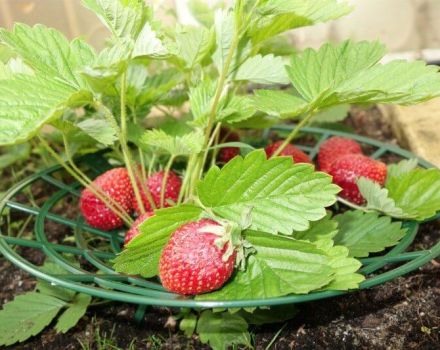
[1,0,440,348]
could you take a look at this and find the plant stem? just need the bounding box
[178,155,194,204]
[38,135,133,226]
[210,122,223,168]
[272,110,316,156]
[160,155,175,207]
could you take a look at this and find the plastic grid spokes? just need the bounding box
[1,126,440,309]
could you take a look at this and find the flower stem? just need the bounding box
[160,155,175,208]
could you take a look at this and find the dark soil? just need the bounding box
[1,106,439,349]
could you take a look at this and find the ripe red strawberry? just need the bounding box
[133,170,182,214]
[159,219,236,295]
[318,136,363,172]
[328,154,387,205]
[124,212,154,245]
[265,140,312,164]
[218,128,240,163]
[80,168,134,231]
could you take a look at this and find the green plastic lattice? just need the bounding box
[1,126,440,311]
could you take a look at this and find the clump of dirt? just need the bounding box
[1,106,439,349]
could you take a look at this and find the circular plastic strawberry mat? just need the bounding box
[1,126,439,310]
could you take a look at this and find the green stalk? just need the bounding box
[210,122,223,168]
[178,154,194,204]
[272,110,316,157]
[38,136,133,226]
[160,155,175,208]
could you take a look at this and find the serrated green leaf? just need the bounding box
[76,118,118,146]
[197,150,339,234]
[387,158,418,181]
[189,78,216,125]
[82,0,150,39]
[286,41,440,108]
[232,54,289,84]
[0,74,92,146]
[55,294,91,334]
[196,310,251,350]
[174,25,214,69]
[0,24,95,89]
[141,129,204,156]
[311,104,350,124]
[132,23,169,59]
[357,177,405,217]
[0,292,66,346]
[180,313,197,337]
[252,89,308,118]
[292,213,338,241]
[36,262,77,301]
[218,95,256,124]
[213,9,234,74]
[334,211,406,258]
[113,205,203,277]
[197,231,334,301]
[250,0,352,43]
[386,168,440,221]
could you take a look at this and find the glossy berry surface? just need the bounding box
[318,136,363,172]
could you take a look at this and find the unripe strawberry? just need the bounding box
[80,168,134,231]
[159,219,236,295]
[265,140,312,164]
[218,128,240,163]
[318,136,363,172]
[329,154,387,205]
[124,212,154,245]
[133,170,182,214]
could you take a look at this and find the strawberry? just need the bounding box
[318,136,363,172]
[124,212,154,245]
[133,170,182,214]
[218,127,240,163]
[328,154,387,205]
[159,219,236,295]
[80,168,134,231]
[265,140,312,164]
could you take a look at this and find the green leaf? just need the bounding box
[196,310,251,350]
[357,177,405,217]
[334,211,406,257]
[132,23,169,59]
[189,78,216,125]
[252,89,308,118]
[197,150,340,234]
[174,25,214,69]
[0,74,92,146]
[250,0,352,43]
[218,95,256,124]
[55,294,92,334]
[37,262,77,301]
[141,129,204,156]
[113,205,203,277]
[311,104,350,124]
[387,158,418,182]
[0,143,31,169]
[292,213,338,241]
[197,231,334,300]
[0,292,66,346]
[82,0,150,39]
[386,168,440,221]
[286,41,440,108]
[76,118,118,146]
[180,313,197,337]
[0,24,95,89]
[213,9,234,74]
[232,54,289,84]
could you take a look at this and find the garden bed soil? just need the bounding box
[1,106,439,349]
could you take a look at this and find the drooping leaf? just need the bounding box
[132,23,169,59]
[0,292,66,346]
[197,150,340,234]
[141,129,204,156]
[0,24,95,89]
[113,205,203,277]
[174,25,214,69]
[292,213,338,241]
[0,74,92,146]
[232,54,289,84]
[76,118,118,146]
[386,168,440,221]
[311,104,350,124]
[82,0,150,39]
[252,89,308,118]
[196,310,251,350]
[333,210,406,257]
[55,294,92,334]
[0,143,31,169]
[357,177,405,217]
[387,158,419,182]
[250,0,352,43]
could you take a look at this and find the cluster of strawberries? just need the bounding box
[79,132,386,296]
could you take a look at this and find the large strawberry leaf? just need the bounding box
[113,205,203,277]
[232,54,289,85]
[252,89,308,118]
[197,150,340,234]
[55,294,92,334]
[333,211,406,258]
[292,213,338,242]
